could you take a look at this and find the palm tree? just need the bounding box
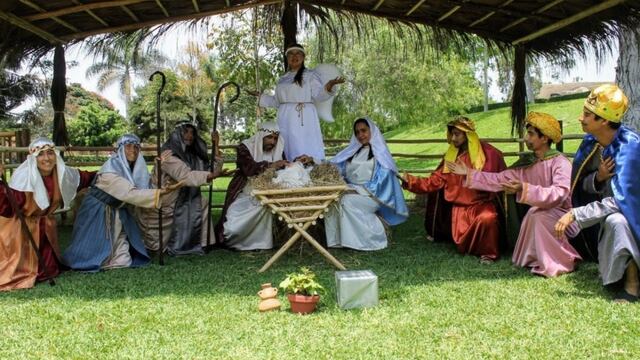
[84,32,167,117]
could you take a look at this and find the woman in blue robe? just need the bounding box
[325,117,408,250]
[64,135,163,271]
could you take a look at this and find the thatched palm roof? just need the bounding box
[1,0,639,60]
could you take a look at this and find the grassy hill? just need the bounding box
[384,98,586,171]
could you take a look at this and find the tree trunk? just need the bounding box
[616,26,640,130]
[525,66,535,104]
[483,49,489,112]
[280,0,297,71]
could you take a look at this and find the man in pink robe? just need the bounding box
[448,112,581,277]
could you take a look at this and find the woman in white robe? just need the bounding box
[257,43,343,163]
[325,118,408,250]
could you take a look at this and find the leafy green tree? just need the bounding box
[305,22,484,138]
[85,33,167,116]
[128,70,214,143]
[67,103,128,146]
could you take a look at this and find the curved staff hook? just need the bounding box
[206,81,240,250]
[149,71,166,265]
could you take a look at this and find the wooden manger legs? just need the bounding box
[254,188,348,272]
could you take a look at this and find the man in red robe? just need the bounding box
[402,117,506,263]
[0,138,94,291]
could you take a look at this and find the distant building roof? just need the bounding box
[538,82,608,99]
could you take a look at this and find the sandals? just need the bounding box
[613,290,638,304]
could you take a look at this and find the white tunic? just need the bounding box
[259,69,333,162]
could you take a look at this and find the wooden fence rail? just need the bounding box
[0,134,584,208]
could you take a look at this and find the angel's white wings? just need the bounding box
[313,64,341,123]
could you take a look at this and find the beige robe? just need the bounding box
[137,156,216,251]
[95,173,159,269]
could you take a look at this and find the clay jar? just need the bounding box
[258,283,281,312]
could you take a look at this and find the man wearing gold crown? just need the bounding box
[448,112,581,277]
[403,117,506,263]
[555,84,640,302]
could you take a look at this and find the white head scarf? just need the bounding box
[9,137,80,210]
[330,117,398,173]
[98,134,150,189]
[241,122,285,162]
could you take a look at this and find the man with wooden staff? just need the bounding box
[138,121,223,256]
[216,122,306,250]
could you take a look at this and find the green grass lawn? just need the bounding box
[2,214,640,359]
[4,98,638,359]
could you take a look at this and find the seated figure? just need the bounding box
[402,116,506,262]
[325,117,408,250]
[215,122,289,250]
[138,122,222,255]
[556,84,640,302]
[63,134,165,271]
[1,138,94,290]
[448,112,581,277]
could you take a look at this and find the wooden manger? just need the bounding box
[252,185,348,272]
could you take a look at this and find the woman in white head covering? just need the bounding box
[325,118,408,250]
[216,122,288,250]
[63,134,167,272]
[254,43,344,163]
[0,138,95,291]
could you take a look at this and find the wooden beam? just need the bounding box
[469,11,495,28]
[0,10,62,44]
[59,0,282,42]
[438,0,554,23]
[513,0,626,45]
[192,0,201,12]
[438,5,460,22]
[72,0,109,27]
[120,5,140,22]
[406,0,427,16]
[536,0,565,14]
[468,0,515,28]
[154,0,170,17]
[372,0,385,11]
[500,0,566,33]
[24,0,147,21]
[500,17,527,32]
[19,0,79,32]
[299,0,513,43]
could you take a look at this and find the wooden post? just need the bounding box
[557,120,564,153]
[280,0,297,70]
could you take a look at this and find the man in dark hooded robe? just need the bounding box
[138,122,222,255]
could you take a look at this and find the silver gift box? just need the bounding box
[335,270,379,309]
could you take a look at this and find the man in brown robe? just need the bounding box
[0,138,94,291]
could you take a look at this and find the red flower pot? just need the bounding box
[287,294,320,314]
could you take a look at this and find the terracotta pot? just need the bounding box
[287,294,320,314]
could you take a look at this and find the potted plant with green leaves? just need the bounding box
[279,267,325,314]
